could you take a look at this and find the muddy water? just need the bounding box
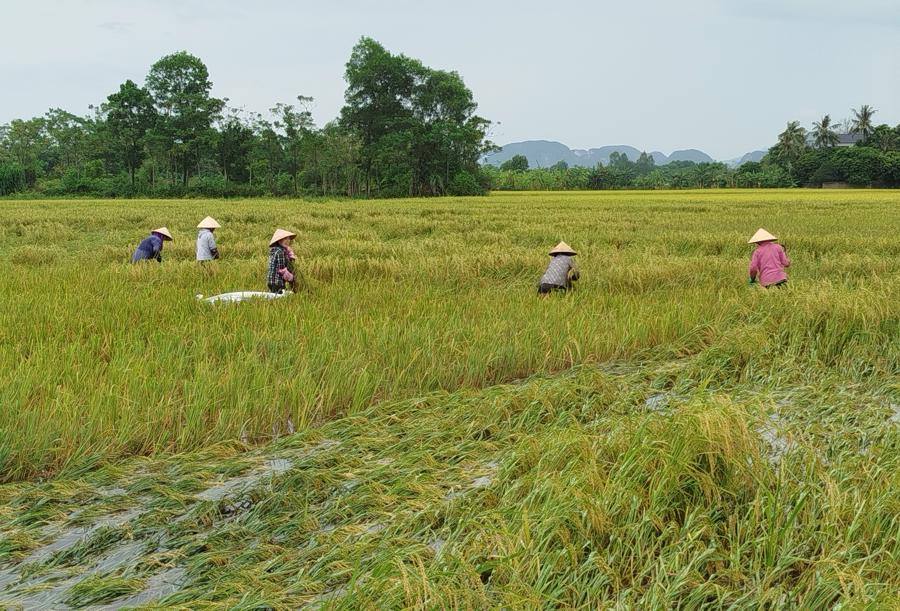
[0,440,338,608]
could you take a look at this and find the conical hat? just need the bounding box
[748,228,777,244]
[197,216,221,229]
[152,227,173,241]
[270,228,297,246]
[549,241,577,256]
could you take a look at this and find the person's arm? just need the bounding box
[208,233,220,259]
[153,236,163,263]
[779,245,790,268]
[748,251,759,282]
[569,259,580,281]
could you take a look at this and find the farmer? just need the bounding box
[131,227,173,263]
[196,216,221,261]
[538,241,580,294]
[267,228,298,293]
[748,228,790,288]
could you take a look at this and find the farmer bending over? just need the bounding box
[196,216,221,261]
[131,227,172,263]
[748,228,790,288]
[538,241,580,294]
[267,228,298,293]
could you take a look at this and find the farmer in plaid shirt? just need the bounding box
[267,229,297,293]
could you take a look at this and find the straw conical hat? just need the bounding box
[270,228,297,246]
[748,228,777,244]
[549,241,577,256]
[197,216,221,229]
[152,227,173,241]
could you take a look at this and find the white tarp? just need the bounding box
[197,291,292,304]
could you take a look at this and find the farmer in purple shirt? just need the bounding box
[131,227,173,263]
[748,228,790,288]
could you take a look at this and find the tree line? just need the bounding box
[0,38,494,198]
[487,105,900,191]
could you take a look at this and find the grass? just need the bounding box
[0,189,898,606]
[0,363,897,607]
[0,190,896,482]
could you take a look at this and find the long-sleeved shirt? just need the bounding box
[266,245,294,291]
[749,242,790,286]
[540,255,579,287]
[196,229,218,261]
[132,234,164,263]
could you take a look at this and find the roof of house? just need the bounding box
[805,131,864,146]
[836,132,863,145]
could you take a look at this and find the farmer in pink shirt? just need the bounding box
[748,228,790,288]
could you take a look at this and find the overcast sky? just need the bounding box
[0,0,897,159]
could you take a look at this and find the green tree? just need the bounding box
[867,124,899,152]
[215,108,254,184]
[272,97,316,193]
[102,80,156,186]
[635,151,655,175]
[772,121,807,172]
[500,154,529,172]
[811,114,839,148]
[0,117,49,186]
[850,105,876,142]
[42,109,94,178]
[340,37,491,197]
[145,51,224,185]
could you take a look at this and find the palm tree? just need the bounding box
[776,121,807,165]
[850,105,876,141]
[811,114,839,148]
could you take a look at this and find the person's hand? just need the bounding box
[748,277,756,286]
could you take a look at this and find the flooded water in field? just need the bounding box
[98,567,186,610]
[21,507,142,565]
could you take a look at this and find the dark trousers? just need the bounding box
[765,280,788,289]
[538,283,567,295]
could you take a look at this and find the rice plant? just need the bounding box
[0,190,897,607]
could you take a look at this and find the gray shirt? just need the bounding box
[540,255,578,287]
[196,229,218,261]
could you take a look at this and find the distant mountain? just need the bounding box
[482,140,758,168]
[723,150,766,168]
[667,149,714,164]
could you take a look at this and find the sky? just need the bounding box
[0,0,897,160]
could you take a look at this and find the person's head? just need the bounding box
[748,228,777,247]
[270,228,297,249]
[152,227,173,241]
[549,241,577,257]
[198,217,221,233]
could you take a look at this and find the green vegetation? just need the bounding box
[1,189,897,483]
[487,106,900,191]
[0,190,897,607]
[0,38,492,199]
[0,359,898,607]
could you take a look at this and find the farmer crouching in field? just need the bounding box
[538,241,580,295]
[267,229,298,293]
[131,227,173,263]
[196,216,221,261]
[748,228,790,288]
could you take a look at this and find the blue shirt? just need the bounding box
[132,234,163,262]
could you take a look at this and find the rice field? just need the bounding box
[0,190,898,608]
